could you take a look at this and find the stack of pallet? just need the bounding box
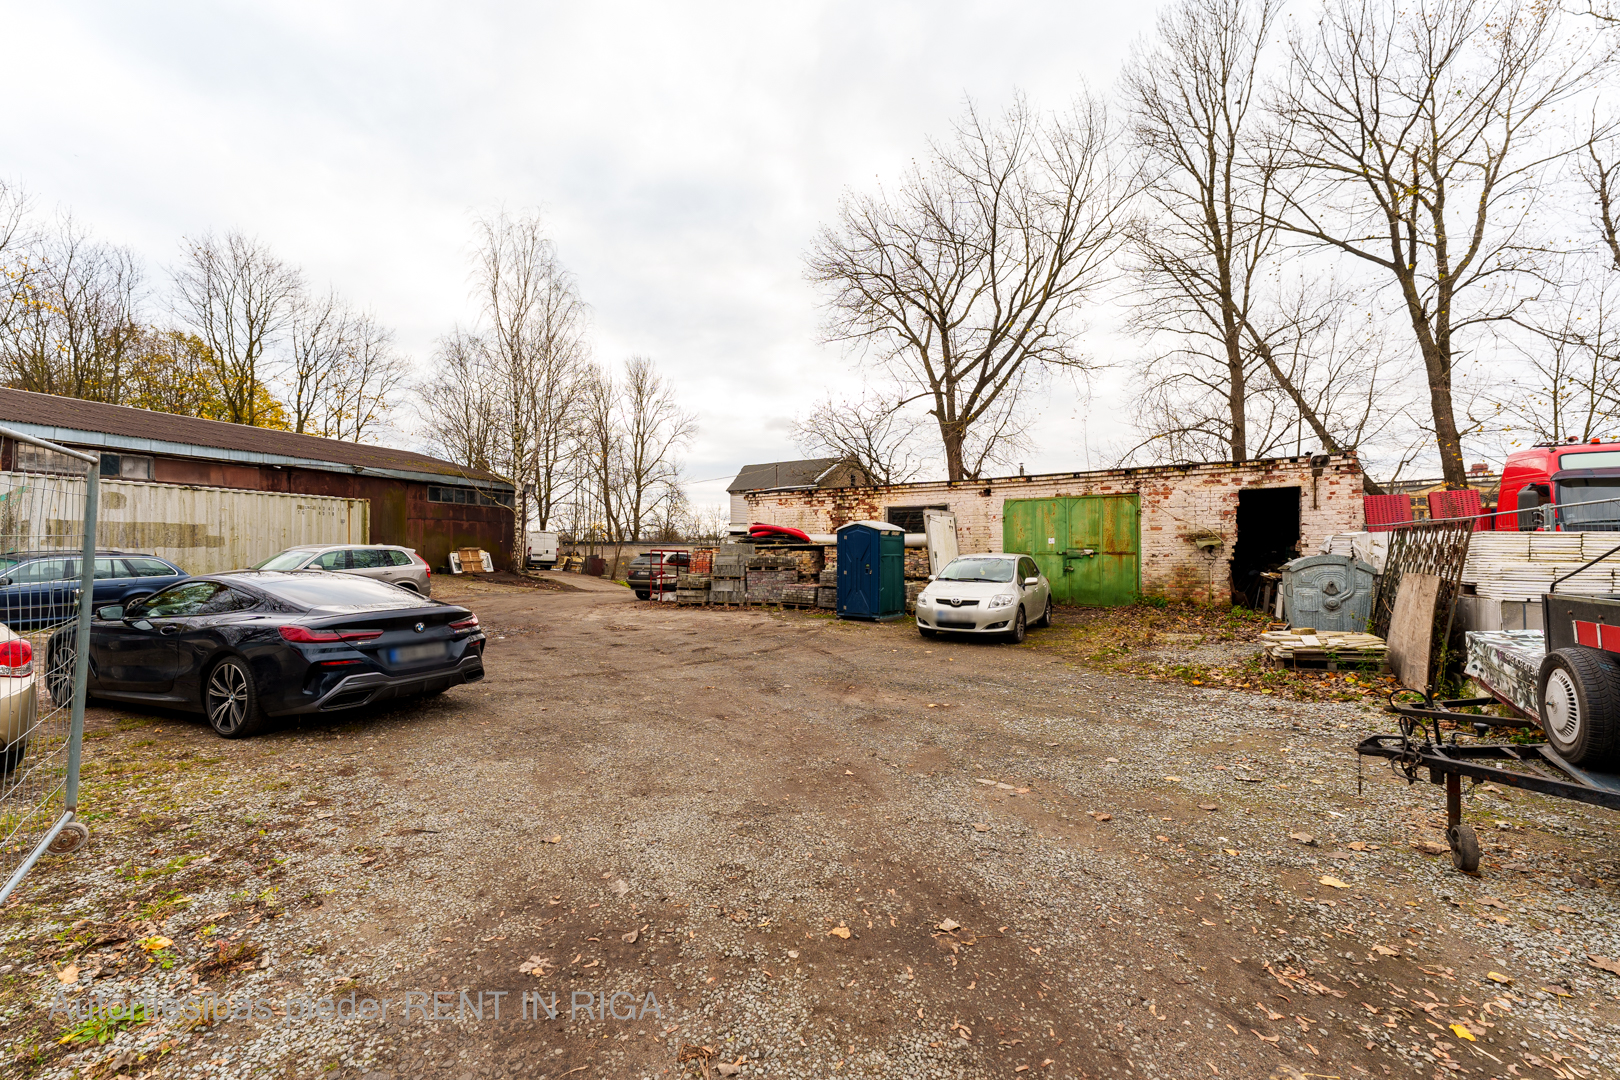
[1259,628,1389,670]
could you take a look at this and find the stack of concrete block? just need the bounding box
[905,581,925,614]
[676,572,711,604]
[817,566,838,609]
[711,543,751,604]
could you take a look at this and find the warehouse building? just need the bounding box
[739,453,1366,605]
[0,389,514,572]
[727,457,872,526]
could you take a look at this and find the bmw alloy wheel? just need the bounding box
[206,658,265,738]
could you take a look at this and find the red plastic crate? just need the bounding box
[1363,494,1415,532]
[1427,489,1486,531]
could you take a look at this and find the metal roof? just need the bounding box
[727,458,857,493]
[0,388,507,489]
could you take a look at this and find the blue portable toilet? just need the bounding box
[837,520,906,621]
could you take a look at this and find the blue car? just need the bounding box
[0,550,188,630]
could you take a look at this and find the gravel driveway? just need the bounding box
[5,574,1619,1080]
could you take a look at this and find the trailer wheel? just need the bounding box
[1448,823,1480,874]
[1537,647,1620,766]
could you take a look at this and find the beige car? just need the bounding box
[253,545,432,597]
[0,626,37,777]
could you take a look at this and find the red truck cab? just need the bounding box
[1498,440,1620,530]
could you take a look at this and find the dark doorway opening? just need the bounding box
[1230,487,1301,608]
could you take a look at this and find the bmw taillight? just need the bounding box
[279,626,384,644]
[449,615,478,631]
[0,639,33,677]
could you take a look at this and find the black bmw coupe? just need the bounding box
[46,571,486,738]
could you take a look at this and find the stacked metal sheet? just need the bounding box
[1463,629,1544,718]
[1462,533,1620,601]
[1259,629,1389,669]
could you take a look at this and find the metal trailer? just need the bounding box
[1357,544,1620,874]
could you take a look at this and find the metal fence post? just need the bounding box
[64,465,98,813]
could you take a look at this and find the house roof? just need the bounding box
[0,388,506,487]
[727,457,859,493]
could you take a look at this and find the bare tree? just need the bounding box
[790,393,926,485]
[617,355,697,541]
[1485,273,1620,444]
[321,311,408,444]
[420,331,504,475]
[172,231,302,426]
[1124,0,1282,463]
[1,217,143,402]
[1267,0,1609,487]
[286,291,350,435]
[0,181,33,338]
[808,94,1131,481]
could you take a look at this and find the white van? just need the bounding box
[525,530,560,570]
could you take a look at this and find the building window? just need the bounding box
[428,485,512,508]
[99,453,154,481]
[15,444,89,475]
[885,504,948,533]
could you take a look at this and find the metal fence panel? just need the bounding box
[0,431,97,902]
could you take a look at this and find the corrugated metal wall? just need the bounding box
[7,473,368,575]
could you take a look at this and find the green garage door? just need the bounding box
[1003,496,1140,606]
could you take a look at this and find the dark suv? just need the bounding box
[627,552,689,600]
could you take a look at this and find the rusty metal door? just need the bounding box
[1003,496,1139,606]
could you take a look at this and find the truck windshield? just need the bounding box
[1557,479,1620,530]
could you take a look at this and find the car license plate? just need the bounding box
[387,642,445,665]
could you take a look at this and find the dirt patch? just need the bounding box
[3,581,1618,1080]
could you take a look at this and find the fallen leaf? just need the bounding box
[1486,971,1513,984]
[1347,841,1369,851]
[1164,776,1183,783]
[1258,1002,1284,1021]
[786,950,799,959]
[1370,944,1398,957]
[1155,835,1170,842]
[828,926,851,939]
[1290,831,1316,844]
[1478,897,1507,909]
[621,930,639,944]
[1450,1024,1475,1042]
[1093,813,1112,822]
[543,835,562,844]
[1223,848,1239,856]
[1198,803,1219,811]
[140,936,174,952]
[844,770,854,775]
[1319,876,1350,890]
[1251,1029,1280,1044]
[55,964,78,984]
[937,919,962,932]
[973,823,990,832]
[1411,840,1448,856]
[1587,955,1620,977]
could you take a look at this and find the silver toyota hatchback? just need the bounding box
[252,544,432,597]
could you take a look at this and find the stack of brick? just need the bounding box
[746,555,798,602]
[818,567,837,609]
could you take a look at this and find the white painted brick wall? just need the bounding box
[744,454,1365,602]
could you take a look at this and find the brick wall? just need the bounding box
[744,454,1365,602]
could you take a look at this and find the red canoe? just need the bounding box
[748,522,811,543]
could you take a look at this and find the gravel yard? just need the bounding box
[4,574,1620,1080]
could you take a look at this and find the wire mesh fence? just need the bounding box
[0,428,98,902]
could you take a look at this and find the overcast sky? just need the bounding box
[0,2,1160,511]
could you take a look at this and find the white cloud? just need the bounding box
[0,0,1159,508]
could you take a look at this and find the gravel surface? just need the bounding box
[4,573,1619,1079]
